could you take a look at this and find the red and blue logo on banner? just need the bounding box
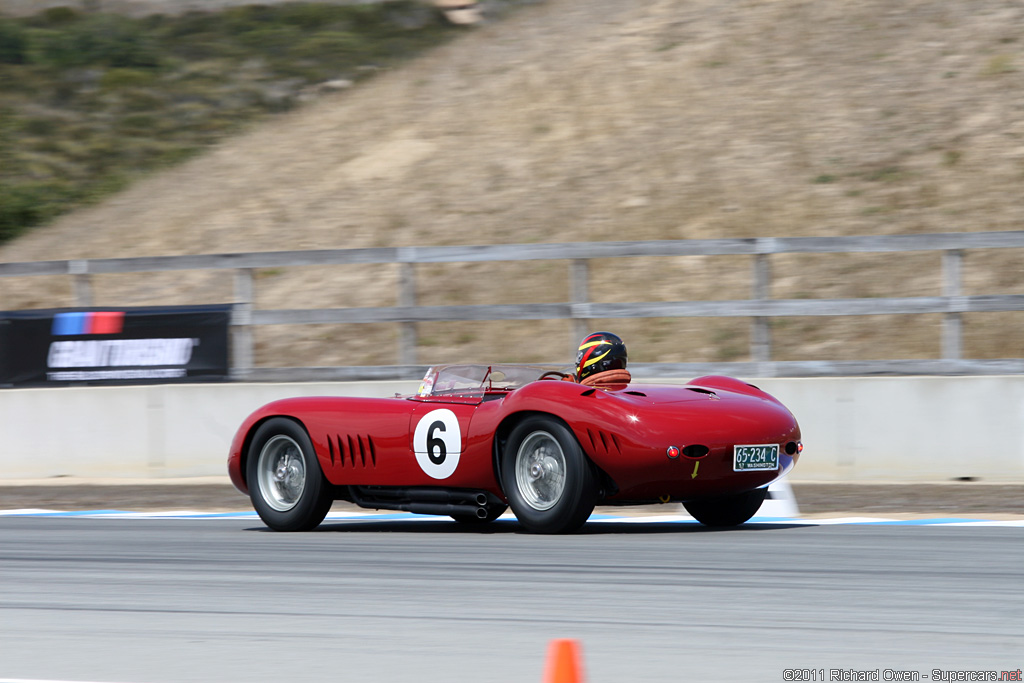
[51,311,125,336]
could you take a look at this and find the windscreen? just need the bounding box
[417,364,565,397]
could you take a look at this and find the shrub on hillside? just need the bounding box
[0,181,72,242]
[32,15,161,69]
[0,19,27,64]
[0,2,473,245]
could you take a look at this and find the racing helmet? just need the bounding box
[575,331,628,382]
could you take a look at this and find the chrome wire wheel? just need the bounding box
[256,434,307,512]
[502,416,597,534]
[514,431,567,511]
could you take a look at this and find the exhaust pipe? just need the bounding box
[349,486,502,519]
[404,502,489,518]
[353,486,496,505]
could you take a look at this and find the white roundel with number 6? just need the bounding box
[413,409,462,479]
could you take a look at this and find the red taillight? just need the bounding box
[666,446,680,459]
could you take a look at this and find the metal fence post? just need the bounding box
[751,253,772,364]
[399,262,417,365]
[942,249,963,360]
[232,268,254,379]
[569,259,590,356]
[69,260,92,307]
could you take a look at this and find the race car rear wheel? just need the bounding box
[502,416,596,534]
[247,417,333,532]
[683,487,768,527]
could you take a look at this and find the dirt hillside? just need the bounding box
[1,0,1022,368]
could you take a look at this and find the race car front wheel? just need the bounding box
[682,487,767,527]
[502,416,596,534]
[247,417,334,531]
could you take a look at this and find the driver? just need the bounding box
[575,331,631,387]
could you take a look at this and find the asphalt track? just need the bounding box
[1,515,1022,683]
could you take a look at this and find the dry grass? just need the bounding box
[1,0,1023,368]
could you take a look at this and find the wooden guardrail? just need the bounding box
[3,231,1024,379]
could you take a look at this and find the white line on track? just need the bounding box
[1,509,1023,526]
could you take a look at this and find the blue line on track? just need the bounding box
[1,510,1022,526]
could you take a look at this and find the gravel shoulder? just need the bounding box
[2,482,1022,517]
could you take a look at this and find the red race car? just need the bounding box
[228,364,802,533]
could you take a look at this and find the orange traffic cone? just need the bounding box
[542,638,586,683]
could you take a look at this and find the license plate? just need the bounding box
[733,444,779,471]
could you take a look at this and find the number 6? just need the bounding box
[414,409,462,479]
[427,420,447,465]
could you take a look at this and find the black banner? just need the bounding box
[0,305,232,387]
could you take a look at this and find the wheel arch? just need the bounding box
[237,414,310,491]
[491,410,615,500]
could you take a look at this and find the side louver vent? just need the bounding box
[331,434,376,468]
[586,428,622,456]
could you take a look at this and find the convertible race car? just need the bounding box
[228,364,802,534]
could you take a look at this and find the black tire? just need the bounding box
[501,416,596,534]
[450,504,509,525]
[683,487,768,527]
[246,418,334,531]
